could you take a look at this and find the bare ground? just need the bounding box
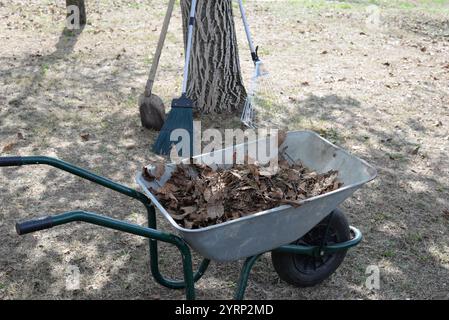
[0,0,448,299]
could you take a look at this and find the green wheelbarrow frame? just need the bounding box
[0,156,362,300]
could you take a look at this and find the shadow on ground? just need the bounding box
[1,1,448,300]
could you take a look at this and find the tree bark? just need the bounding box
[181,0,247,114]
[66,0,87,26]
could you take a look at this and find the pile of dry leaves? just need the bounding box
[143,158,343,229]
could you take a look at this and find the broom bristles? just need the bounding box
[153,104,193,156]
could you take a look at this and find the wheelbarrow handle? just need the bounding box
[15,211,184,247]
[16,216,54,235]
[0,156,23,167]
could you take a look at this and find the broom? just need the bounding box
[153,0,198,156]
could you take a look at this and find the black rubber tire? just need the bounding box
[271,208,350,288]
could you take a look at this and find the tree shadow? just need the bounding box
[1,89,449,299]
[7,26,85,109]
[1,1,448,299]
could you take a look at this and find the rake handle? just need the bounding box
[238,0,259,63]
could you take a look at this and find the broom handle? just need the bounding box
[238,0,259,63]
[144,0,176,97]
[181,0,198,94]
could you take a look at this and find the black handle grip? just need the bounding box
[16,216,54,235]
[0,156,23,167]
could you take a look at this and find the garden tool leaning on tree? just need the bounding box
[139,0,176,131]
[238,0,273,129]
[153,0,198,156]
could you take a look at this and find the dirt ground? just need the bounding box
[0,0,448,300]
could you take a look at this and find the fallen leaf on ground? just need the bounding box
[443,209,449,220]
[2,142,16,153]
[80,133,90,141]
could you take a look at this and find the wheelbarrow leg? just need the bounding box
[146,204,210,299]
[234,254,263,300]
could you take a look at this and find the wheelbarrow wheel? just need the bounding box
[271,208,350,288]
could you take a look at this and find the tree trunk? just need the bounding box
[66,0,87,26]
[181,0,247,114]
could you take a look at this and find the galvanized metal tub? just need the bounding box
[136,131,377,262]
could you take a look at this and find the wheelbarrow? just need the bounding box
[0,131,376,300]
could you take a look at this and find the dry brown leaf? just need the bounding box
[152,154,343,229]
[270,188,284,200]
[2,142,16,153]
[207,203,225,220]
[279,199,302,208]
[204,189,213,202]
[170,212,191,221]
[181,206,197,215]
[230,170,242,179]
[80,133,90,141]
[158,183,178,195]
[184,220,194,229]
[153,164,166,180]
[142,167,156,181]
[443,209,449,220]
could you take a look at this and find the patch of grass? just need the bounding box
[386,152,406,161]
[382,249,396,258]
[112,69,120,77]
[374,212,389,222]
[127,2,143,9]
[316,127,346,145]
[124,94,137,109]
[279,0,449,13]
[99,121,112,131]
[143,56,153,66]
[286,115,346,144]
[337,3,353,10]
[40,63,50,76]
[283,0,360,10]
[406,232,423,244]
[416,254,431,263]
[257,47,271,56]
[416,201,427,211]
[376,0,449,12]
[118,249,131,257]
[166,32,179,44]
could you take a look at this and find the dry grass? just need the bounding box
[0,0,448,299]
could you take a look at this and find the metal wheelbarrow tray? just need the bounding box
[0,130,376,300]
[137,130,377,262]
